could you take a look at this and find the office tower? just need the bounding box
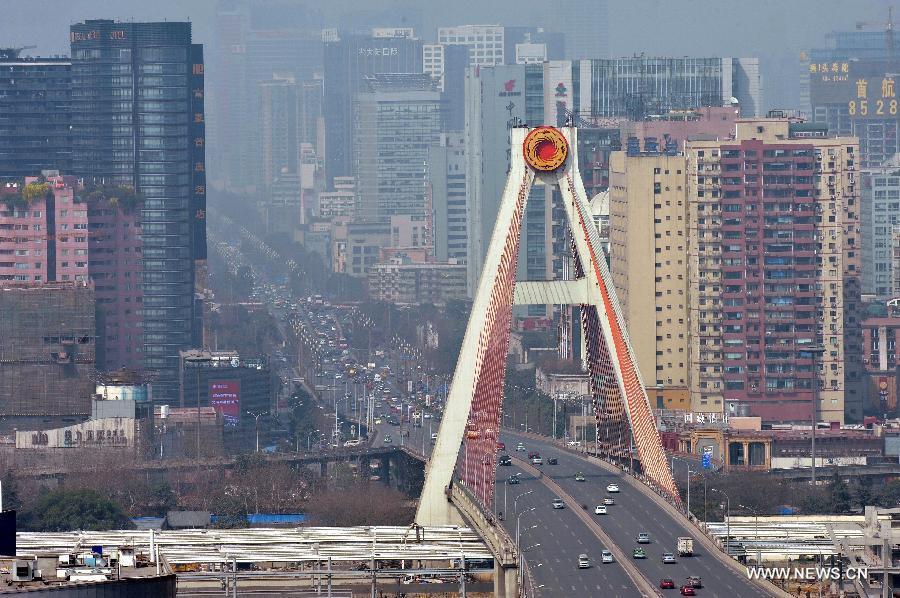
[259,75,299,187]
[323,30,423,184]
[299,77,323,151]
[545,57,762,121]
[464,63,547,297]
[438,25,506,66]
[0,49,71,180]
[503,27,565,63]
[861,160,900,298]
[70,20,206,402]
[608,147,691,411]
[541,0,608,59]
[685,117,861,424]
[893,225,900,296]
[804,25,900,168]
[429,133,467,264]
[212,1,249,190]
[353,74,442,222]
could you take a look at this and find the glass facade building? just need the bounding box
[70,20,206,402]
[0,50,71,180]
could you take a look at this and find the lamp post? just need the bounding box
[246,410,267,453]
[514,490,533,520]
[739,503,762,565]
[515,507,536,594]
[803,345,826,486]
[307,429,320,452]
[710,488,731,556]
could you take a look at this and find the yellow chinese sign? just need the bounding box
[810,61,850,82]
[848,77,898,117]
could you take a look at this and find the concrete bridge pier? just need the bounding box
[494,562,519,598]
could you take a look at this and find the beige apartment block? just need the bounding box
[685,118,860,424]
[609,151,690,410]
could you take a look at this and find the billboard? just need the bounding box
[809,59,898,118]
[210,380,240,426]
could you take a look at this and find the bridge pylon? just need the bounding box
[416,126,680,526]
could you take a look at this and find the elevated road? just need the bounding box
[503,430,782,597]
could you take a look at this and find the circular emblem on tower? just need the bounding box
[523,126,568,172]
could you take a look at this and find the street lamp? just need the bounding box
[246,410,267,453]
[514,490,533,519]
[738,503,762,565]
[800,344,826,486]
[307,429,320,452]
[710,488,731,556]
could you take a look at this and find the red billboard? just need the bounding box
[209,380,240,426]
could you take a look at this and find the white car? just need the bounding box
[601,550,614,564]
[516,443,525,451]
[531,456,543,465]
[603,497,615,505]
[606,483,620,493]
[577,554,590,569]
[594,505,607,515]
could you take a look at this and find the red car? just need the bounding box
[497,442,505,451]
[660,578,675,589]
[680,585,696,596]
[528,451,540,459]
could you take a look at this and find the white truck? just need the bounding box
[677,537,694,557]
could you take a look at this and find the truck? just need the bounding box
[677,537,694,557]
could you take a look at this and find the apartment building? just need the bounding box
[686,117,861,424]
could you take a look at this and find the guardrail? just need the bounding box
[507,427,792,598]
[449,480,518,568]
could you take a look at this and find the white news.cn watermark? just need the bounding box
[746,566,868,581]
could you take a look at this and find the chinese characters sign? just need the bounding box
[809,59,899,118]
[210,380,240,426]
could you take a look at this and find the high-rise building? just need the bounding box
[353,74,442,222]
[893,224,900,296]
[540,0,608,59]
[685,118,861,424]
[259,75,299,187]
[438,25,505,66]
[608,148,691,411]
[544,57,763,121]
[861,160,900,298]
[0,49,71,180]
[464,63,547,297]
[429,133,468,264]
[70,20,206,402]
[323,29,423,184]
[804,26,900,168]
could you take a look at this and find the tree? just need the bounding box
[304,483,415,526]
[877,479,900,507]
[21,489,132,532]
[852,476,874,510]
[829,472,851,514]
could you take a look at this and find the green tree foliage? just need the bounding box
[829,472,851,514]
[21,489,132,532]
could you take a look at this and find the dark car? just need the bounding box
[660,578,675,589]
[547,457,558,465]
[687,576,702,589]
[507,475,520,485]
[499,455,512,466]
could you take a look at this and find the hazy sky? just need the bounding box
[0,0,893,107]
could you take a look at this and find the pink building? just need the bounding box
[0,175,88,284]
[88,197,143,371]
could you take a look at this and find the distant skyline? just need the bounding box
[0,0,893,109]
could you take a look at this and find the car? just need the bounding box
[507,475,520,485]
[577,554,590,569]
[383,435,392,444]
[527,451,539,459]
[600,550,614,564]
[632,547,646,559]
[499,455,512,466]
[547,457,558,465]
[606,483,620,493]
[637,532,651,544]
[574,472,586,482]
[594,505,607,515]
[552,499,565,509]
[603,497,615,505]
[431,432,438,441]
[686,576,702,589]
[660,578,676,589]
[497,442,505,451]
[680,586,696,596]
[343,439,362,447]
[531,456,543,465]
[516,443,525,451]
[662,552,676,564]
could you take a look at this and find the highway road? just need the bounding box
[501,431,772,597]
